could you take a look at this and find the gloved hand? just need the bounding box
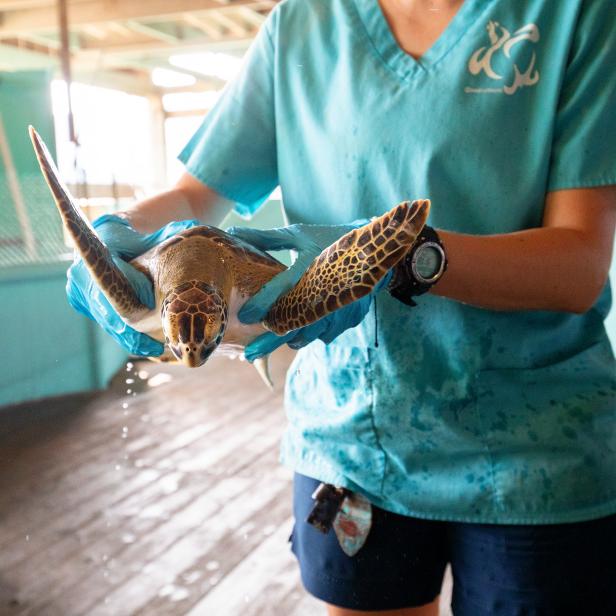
[67,214,201,356]
[226,221,393,361]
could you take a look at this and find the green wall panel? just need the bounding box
[0,262,128,408]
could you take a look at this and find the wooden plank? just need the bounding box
[0,348,319,615]
[1,392,278,570]
[0,360,279,547]
[0,357,275,523]
[29,469,290,615]
[96,478,292,615]
[185,517,297,616]
[0,381,275,556]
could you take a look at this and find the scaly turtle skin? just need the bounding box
[29,127,429,384]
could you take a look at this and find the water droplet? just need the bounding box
[122,402,129,409]
[25,535,30,541]
[148,373,172,387]
[126,362,134,371]
[205,561,220,571]
[115,464,121,471]
[121,533,136,544]
[138,370,149,379]
[125,378,134,384]
[183,571,202,584]
[126,389,132,394]
[171,587,190,602]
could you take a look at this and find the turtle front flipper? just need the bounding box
[264,200,430,335]
[29,126,147,321]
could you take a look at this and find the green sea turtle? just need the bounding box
[29,126,429,386]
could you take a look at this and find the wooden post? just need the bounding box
[147,93,168,192]
[57,0,77,146]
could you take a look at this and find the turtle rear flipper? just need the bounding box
[264,200,430,335]
[29,126,147,321]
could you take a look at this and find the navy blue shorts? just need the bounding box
[290,473,616,614]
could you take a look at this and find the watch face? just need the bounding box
[413,244,443,282]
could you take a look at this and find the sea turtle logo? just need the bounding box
[465,21,540,95]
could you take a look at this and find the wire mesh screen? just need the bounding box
[0,170,70,267]
[0,167,134,268]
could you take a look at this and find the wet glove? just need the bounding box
[226,222,393,361]
[66,214,201,356]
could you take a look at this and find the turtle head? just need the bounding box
[161,280,228,367]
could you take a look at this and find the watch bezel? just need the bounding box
[410,241,446,284]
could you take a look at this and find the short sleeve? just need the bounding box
[547,0,616,191]
[178,10,278,217]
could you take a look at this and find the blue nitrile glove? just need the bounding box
[66,214,201,356]
[226,222,393,361]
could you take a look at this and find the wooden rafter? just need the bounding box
[0,0,278,96]
[0,0,276,35]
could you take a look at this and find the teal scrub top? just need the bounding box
[179,0,616,524]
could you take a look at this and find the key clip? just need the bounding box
[306,483,350,533]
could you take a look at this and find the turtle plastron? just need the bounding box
[333,492,373,557]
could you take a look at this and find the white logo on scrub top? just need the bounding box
[465,21,540,95]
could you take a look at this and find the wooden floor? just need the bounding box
[0,348,452,616]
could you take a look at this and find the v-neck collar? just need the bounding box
[352,0,495,82]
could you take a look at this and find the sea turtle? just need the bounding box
[29,126,429,386]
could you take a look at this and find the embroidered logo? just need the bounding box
[465,21,540,95]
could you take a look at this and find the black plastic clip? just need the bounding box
[306,483,350,533]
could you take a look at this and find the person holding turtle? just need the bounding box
[68,0,616,614]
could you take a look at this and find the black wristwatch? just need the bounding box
[388,225,447,307]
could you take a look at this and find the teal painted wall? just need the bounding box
[0,69,127,408]
[0,262,127,407]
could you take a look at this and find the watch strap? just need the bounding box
[388,225,447,305]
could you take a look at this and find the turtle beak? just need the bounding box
[170,341,217,367]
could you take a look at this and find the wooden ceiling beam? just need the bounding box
[182,13,224,40]
[124,20,180,44]
[0,0,277,35]
[236,6,266,29]
[208,11,250,37]
[76,33,252,57]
